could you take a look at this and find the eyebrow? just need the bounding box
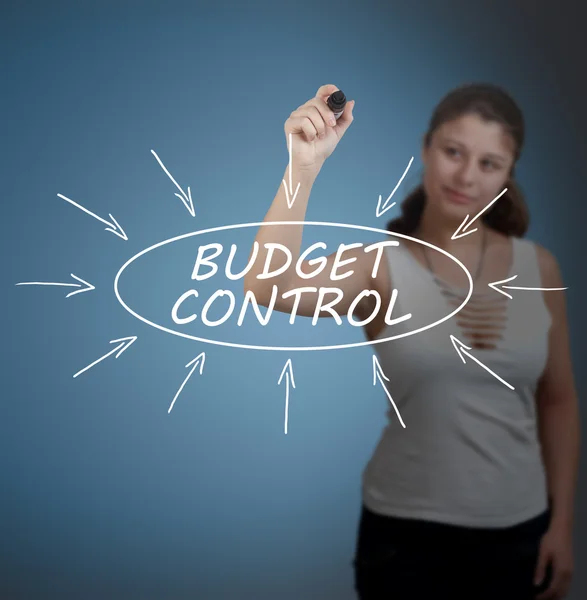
[442,137,508,163]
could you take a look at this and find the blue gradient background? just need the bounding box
[2,1,585,598]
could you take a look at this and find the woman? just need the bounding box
[243,83,579,599]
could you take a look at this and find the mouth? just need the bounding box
[444,186,474,204]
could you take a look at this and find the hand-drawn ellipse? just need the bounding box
[113,221,473,351]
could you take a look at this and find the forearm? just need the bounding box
[244,163,321,297]
[537,396,581,530]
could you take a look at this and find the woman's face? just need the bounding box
[421,113,516,223]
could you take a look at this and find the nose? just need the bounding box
[454,159,476,188]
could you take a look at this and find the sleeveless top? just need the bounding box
[362,236,552,527]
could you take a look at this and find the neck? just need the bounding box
[413,203,488,252]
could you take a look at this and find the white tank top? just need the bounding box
[362,235,552,527]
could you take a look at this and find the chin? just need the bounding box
[436,197,471,218]
[443,198,472,214]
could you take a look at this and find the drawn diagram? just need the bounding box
[16,138,567,433]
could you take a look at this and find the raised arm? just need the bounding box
[243,83,356,317]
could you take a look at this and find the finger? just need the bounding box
[559,576,572,599]
[300,117,318,142]
[286,116,318,142]
[535,585,557,600]
[533,550,549,587]
[306,98,338,131]
[301,105,328,137]
[534,574,557,600]
[333,99,355,135]
[315,83,340,102]
[535,563,558,600]
[541,568,571,600]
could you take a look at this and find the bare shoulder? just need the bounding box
[531,241,576,402]
[491,231,562,285]
[533,242,563,287]
[531,242,567,321]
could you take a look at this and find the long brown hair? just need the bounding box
[387,83,530,237]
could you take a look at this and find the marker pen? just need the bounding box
[327,90,347,120]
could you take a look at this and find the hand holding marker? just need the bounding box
[283,85,355,171]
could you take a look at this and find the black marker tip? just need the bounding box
[327,90,347,110]
[327,90,347,120]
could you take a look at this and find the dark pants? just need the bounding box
[352,503,552,599]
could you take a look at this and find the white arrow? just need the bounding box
[57,193,127,240]
[73,336,137,378]
[451,187,508,240]
[278,358,296,434]
[488,274,568,300]
[168,352,206,413]
[15,273,95,298]
[376,156,414,218]
[151,149,195,217]
[282,132,301,209]
[450,334,514,389]
[372,355,406,428]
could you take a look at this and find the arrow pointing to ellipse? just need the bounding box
[168,352,206,413]
[376,156,414,218]
[278,358,296,434]
[73,336,137,378]
[488,274,568,300]
[372,355,406,427]
[450,334,513,389]
[151,149,195,217]
[15,273,95,298]
[451,187,508,240]
[57,193,127,240]
[282,133,301,209]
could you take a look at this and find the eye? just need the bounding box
[481,159,499,170]
[445,147,460,157]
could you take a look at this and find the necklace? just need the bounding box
[421,226,488,293]
[419,227,510,351]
